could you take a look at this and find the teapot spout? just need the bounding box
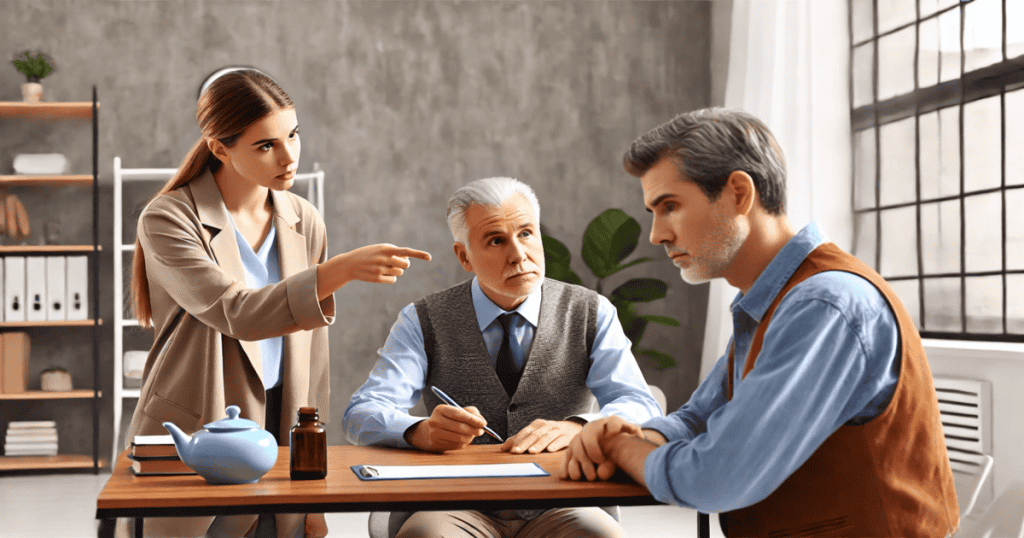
[162,422,193,462]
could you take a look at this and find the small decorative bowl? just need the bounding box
[41,368,73,392]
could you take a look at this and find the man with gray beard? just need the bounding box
[560,108,959,537]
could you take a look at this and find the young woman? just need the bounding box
[123,69,430,538]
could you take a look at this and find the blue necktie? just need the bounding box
[496,313,522,396]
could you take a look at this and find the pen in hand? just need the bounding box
[430,385,504,443]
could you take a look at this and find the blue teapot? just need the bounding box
[163,405,278,485]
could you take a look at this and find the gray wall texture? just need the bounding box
[1,0,711,455]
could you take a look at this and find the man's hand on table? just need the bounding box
[405,404,487,452]
[500,419,583,454]
[559,416,665,485]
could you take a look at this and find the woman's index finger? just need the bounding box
[393,247,432,261]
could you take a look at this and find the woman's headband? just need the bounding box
[197,66,272,100]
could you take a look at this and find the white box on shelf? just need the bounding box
[66,256,89,321]
[45,256,66,321]
[25,257,47,322]
[12,153,68,175]
[4,257,26,322]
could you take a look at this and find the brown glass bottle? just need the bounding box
[290,407,327,480]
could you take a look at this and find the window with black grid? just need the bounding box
[850,0,1024,341]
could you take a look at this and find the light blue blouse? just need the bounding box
[230,216,284,390]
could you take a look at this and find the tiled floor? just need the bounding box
[0,471,725,537]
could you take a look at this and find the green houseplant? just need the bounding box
[12,52,54,102]
[544,209,681,369]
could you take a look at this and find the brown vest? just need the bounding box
[720,243,959,537]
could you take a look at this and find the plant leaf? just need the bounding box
[641,315,681,327]
[542,234,571,266]
[604,256,655,277]
[582,209,641,279]
[611,278,668,303]
[547,265,583,285]
[542,234,583,285]
[637,348,676,370]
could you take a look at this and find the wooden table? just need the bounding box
[96,444,657,536]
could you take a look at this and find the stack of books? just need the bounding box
[129,434,195,476]
[4,420,58,456]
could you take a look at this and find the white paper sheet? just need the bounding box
[352,462,549,481]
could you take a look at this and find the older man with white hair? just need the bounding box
[343,177,662,538]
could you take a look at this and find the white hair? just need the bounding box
[447,177,541,245]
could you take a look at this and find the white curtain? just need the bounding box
[700,0,853,380]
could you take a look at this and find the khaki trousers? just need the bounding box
[395,507,626,538]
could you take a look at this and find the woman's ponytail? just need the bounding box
[129,138,216,327]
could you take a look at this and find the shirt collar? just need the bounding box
[471,276,543,332]
[731,221,828,323]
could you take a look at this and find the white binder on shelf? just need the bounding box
[4,257,26,322]
[0,261,4,322]
[66,256,89,321]
[46,257,66,321]
[25,257,47,322]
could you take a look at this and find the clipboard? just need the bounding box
[351,462,549,481]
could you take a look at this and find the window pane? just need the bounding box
[890,279,922,328]
[852,0,874,43]
[964,0,1003,73]
[1008,275,1024,334]
[879,27,917,100]
[879,118,917,206]
[939,8,962,83]
[919,18,940,89]
[1006,89,1024,187]
[921,200,960,274]
[921,0,960,19]
[1008,189,1024,270]
[855,211,878,271]
[924,277,962,331]
[853,43,875,108]
[880,206,919,277]
[965,275,1002,333]
[964,192,1002,273]
[919,109,961,199]
[855,129,877,209]
[1010,0,1024,60]
[963,95,1002,193]
[879,0,916,35]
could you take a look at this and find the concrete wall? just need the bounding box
[0,0,712,455]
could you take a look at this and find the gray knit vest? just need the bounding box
[415,278,599,442]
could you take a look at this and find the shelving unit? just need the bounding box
[0,90,104,472]
[112,157,324,465]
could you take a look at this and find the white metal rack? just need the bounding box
[111,157,325,464]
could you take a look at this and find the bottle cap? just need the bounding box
[298,406,318,419]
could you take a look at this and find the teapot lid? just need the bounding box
[204,405,261,432]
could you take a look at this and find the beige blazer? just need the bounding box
[126,169,335,446]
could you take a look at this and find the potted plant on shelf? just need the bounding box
[12,52,54,102]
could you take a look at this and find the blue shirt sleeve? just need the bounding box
[641,272,899,512]
[578,295,665,424]
[642,350,729,443]
[342,303,429,448]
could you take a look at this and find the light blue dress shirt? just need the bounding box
[230,217,283,390]
[343,277,664,448]
[641,222,899,512]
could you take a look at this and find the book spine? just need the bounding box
[4,442,59,451]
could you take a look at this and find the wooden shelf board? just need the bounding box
[0,319,102,328]
[0,389,100,400]
[0,245,100,253]
[0,454,105,471]
[0,175,93,186]
[0,102,98,119]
